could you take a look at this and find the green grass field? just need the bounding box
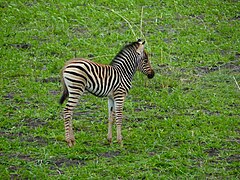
[1,0,239,179]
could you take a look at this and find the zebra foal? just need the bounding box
[60,39,154,147]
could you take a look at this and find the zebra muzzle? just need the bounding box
[147,70,155,79]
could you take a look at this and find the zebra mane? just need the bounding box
[121,41,139,50]
[110,41,139,66]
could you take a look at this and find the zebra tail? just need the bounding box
[59,78,68,105]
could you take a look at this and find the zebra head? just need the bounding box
[136,39,155,79]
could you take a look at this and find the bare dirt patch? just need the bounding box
[157,59,240,76]
[4,43,32,49]
[194,60,240,75]
[3,92,15,100]
[36,77,60,83]
[49,157,85,170]
[23,136,53,146]
[226,154,240,163]
[204,148,219,157]
[0,131,24,139]
[99,151,121,158]
[49,90,60,96]
[22,118,48,128]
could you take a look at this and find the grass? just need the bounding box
[0,0,239,179]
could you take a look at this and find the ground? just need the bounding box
[0,0,239,179]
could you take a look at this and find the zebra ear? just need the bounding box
[136,43,144,55]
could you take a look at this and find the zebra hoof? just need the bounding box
[117,137,123,147]
[107,137,112,144]
[118,140,123,147]
[66,139,75,147]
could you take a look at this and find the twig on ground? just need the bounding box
[233,76,240,91]
[96,5,137,39]
[140,6,144,38]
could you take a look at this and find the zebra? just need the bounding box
[60,39,154,147]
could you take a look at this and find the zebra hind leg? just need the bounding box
[64,93,82,147]
[114,99,125,147]
[64,113,75,147]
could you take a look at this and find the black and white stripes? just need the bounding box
[60,39,154,147]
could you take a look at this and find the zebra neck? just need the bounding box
[110,46,139,84]
[111,58,138,83]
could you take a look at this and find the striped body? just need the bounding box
[60,39,154,147]
[63,59,118,97]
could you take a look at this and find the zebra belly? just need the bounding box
[85,76,116,97]
[85,84,113,97]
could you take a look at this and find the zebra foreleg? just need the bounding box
[107,98,115,144]
[115,99,125,147]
